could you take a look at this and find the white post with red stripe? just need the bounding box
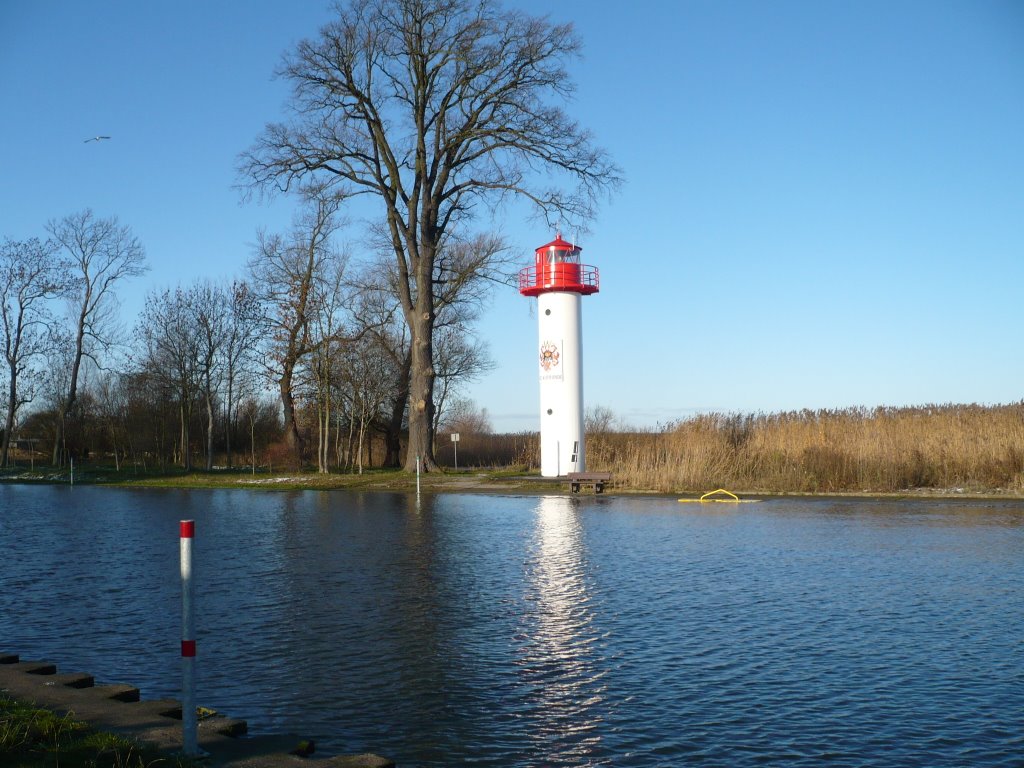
[180,520,198,756]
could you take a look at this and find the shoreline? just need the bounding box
[1,467,1022,501]
[0,653,393,767]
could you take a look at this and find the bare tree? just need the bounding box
[191,281,229,470]
[428,234,502,439]
[339,333,399,473]
[221,281,263,468]
[240,0,620,471]
[348,267,408,467]
[95,369,131,471]
[432,324,494,440]
[0,238,66,466]
[585,404,617,435]
[350,232,506,468]
[238,395,282,474]
[138,287,202,471]
[46,210,147,465]
[441,396,493,435]
[307,251,353,473]
[249,190,346,464]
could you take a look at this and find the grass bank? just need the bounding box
[0,464,555,493]
[0,696,194,768]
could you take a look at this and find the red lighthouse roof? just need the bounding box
[518,233,599,297]
[535,234,580,254]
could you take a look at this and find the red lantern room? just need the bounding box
[518,233,599,297]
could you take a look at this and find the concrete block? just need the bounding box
[47,672,95,688]
[92,683,140,702]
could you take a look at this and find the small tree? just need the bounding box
[585,405,617,435]
[441,396,493,436]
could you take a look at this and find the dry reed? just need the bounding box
[584,403,1024,494]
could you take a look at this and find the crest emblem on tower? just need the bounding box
[539,341,560,371]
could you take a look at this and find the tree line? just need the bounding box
[1,202,495,473]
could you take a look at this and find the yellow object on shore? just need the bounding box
[678,488,760,503]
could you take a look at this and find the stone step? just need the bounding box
[0,652,394,767]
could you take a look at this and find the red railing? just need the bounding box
[518,264,600,296]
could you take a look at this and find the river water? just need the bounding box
[1,485,1022,767]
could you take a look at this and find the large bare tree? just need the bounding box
[46,210,147,465]
[240,0,620,471]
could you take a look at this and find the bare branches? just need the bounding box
[239,0,620,234]
[45,209,148,465]
[247,190,352,460]
[0,238,66,465]
[238,0,621,469]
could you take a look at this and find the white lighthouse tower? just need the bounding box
[519,233,600,477]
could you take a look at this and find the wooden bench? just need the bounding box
[567,471,612,494]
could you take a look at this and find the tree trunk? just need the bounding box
[357,405,366,475]
[339,409,352,468]
[317,393,330,474]
[279,366,303,463]
[224,375,234,469]
[51,412,65,467]
[345,408,356,470]
[205,390,214,471]
[109,422,121,471]
[249,414,257,474]
[52,302,88,466]
[404,288,437,472]
[1,376,16,467]
[382,351,410,468]
[180,401,192,472]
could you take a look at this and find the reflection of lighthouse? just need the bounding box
[519,234,600,477]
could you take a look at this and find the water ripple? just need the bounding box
[1,487,1022,766]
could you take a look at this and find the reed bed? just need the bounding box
[585,403,1024,494]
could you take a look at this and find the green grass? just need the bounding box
[0,696,195,768]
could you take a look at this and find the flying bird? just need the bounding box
[84,136,111,143]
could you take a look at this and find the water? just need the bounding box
[1,485,1022,767]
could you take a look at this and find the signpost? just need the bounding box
[451,433,460,470]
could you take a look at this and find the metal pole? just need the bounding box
[180,520,199,756]
[416,454,421,498]
[454,441,458,471]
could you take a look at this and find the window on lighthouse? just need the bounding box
[548,248,579,263]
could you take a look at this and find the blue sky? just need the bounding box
[2,0,1022,432]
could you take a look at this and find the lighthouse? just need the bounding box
[519,233,600,477]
